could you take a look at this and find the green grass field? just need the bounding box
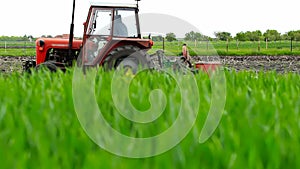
[0,48,36,56]
[0,69,299,168]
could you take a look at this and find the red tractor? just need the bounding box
[23,0,220,73]
[24,1,154,72]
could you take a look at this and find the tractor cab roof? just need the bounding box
[90,2,138,9]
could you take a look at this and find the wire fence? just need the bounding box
[151,40,300,56]
[0,41,36,56]
[1,40,300,56]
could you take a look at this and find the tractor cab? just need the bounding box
[81,3,153,70]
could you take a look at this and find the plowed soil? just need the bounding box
[1,56,300,74]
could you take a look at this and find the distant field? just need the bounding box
[0,41,35,56]
[0,41,35,47]
[1,40,300,56]
[0,69,299,168]
[150,40,300,56]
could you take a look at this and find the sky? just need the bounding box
[0,0,299,38]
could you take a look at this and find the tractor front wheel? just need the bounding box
[35,61,58,72]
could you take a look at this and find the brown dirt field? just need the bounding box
[193,56,300,73]
[0,56,300,74]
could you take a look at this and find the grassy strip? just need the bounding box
[0,48,36,56]
[0,69,299,168]
[216,49,300,56]
[151,41,300,56]
[0,41,36,47]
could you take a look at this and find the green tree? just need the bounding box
[263,29,281,41]
[244,30,262,41]
[165,32,177,42]
[252,30,262,41]
[214,31,232,41]
[22,34,28,41]
[287,30,300,41]
[184,31,196,41]
[235,32,247,41]
[184,31,209,41]
[244,31,252,41]
[152,36,163,41]
[281,33,290,40]
[295,31,300,41]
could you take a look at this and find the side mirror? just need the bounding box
[93,20,97,29]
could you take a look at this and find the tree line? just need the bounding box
[2,30,300,42]
[0,35,35,41]
[162,30,300,42]
[216,30,300,42]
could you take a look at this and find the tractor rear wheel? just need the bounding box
[105,45,153,74]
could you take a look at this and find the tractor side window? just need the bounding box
[88,9,112,35]
[113,9,138,37]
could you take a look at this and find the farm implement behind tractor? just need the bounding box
[23,0,220,73]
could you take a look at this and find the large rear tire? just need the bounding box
[105,45,153,74]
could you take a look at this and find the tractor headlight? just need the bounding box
[149,39,154,47]
[38,40,45,51]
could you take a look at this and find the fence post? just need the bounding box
[226,39,229,52]
[290,38,293,52]
[23,41,26,55]
[206,40,209,51]
[162,37,165,51]
[4,41,7,53]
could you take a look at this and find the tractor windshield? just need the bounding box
[113,8,138,37]
[86,8,138,38]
